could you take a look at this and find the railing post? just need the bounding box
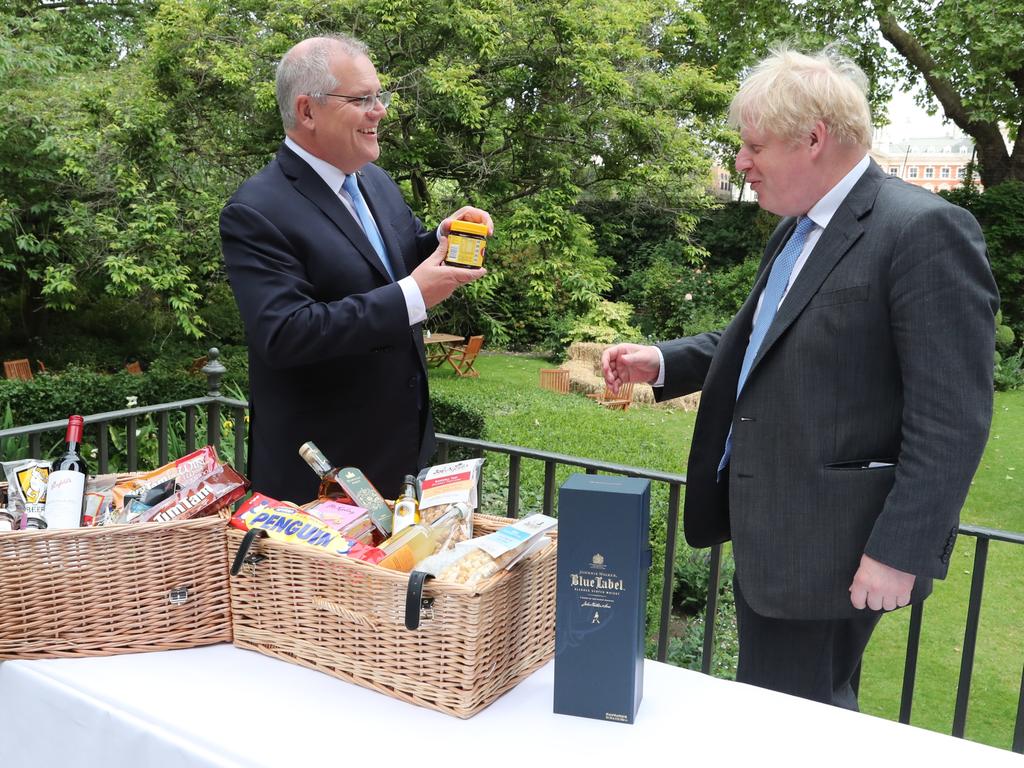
[202,347,226,397]
[656,482,682,662]
[701,544,722,675]
[201,348,226,451]
[952,535,989,738]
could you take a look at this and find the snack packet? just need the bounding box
[1,459,51,530]
[232,493,385,564]
[83,474,118,526]
[417,459,484,512]
[301,498,374,544]
[417,513,556,588]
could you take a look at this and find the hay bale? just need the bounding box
[560,342,701,411]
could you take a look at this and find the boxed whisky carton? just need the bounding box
[553,474,651,724]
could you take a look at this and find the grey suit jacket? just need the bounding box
[659,161,998,620]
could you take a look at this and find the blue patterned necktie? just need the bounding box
[342,174,395,281]
[719,215,816,475]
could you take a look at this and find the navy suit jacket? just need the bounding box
[220,143,438,502]
[658,162,998,619]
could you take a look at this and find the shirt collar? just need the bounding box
[284,136,348,194]
[806,154,870,231]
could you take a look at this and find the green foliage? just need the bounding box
[944,182,1024,336]
[558,300,643,346]
[1,0,735,356]
[692,0,1024,187]
[0,367,204,440]
[429,390,486,442]
[623,255,759,338]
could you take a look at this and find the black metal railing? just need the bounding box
[435,433,1023,753]
[0,349,248,474]
[1,351,1021,752]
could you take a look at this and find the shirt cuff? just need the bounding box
[653,346,666,388]
[400,276,427,325]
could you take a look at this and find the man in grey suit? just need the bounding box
[603,46,998,708]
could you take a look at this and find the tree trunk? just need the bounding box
[876,10,1022,188]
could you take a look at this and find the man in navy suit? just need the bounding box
[221,35,490,502]
[603,47,997,708]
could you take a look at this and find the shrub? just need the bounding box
[0,366,204,431]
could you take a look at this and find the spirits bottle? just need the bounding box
[44,414,88,529]
[392,475,419,534]
[298,443,392,543]
[298,441,347,500]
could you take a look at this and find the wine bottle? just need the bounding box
[44,414,88,529]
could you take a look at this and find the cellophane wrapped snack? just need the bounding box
[417,513,557,588]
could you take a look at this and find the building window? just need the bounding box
[924,167,935,179]
[941,167,951,179]
[908,167,919,179]
[957,166,966,179]
[719,172,731,192]
[888,166,899,176]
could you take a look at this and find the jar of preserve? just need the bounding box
[444,220,488,269]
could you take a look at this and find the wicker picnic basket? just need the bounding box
[227,512,557,718]
[0,502,233,659]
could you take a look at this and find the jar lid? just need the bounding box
[449,219,489,237]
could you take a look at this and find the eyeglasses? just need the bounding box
[311,90,392,112]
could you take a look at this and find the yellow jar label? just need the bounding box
[445,234,486,267]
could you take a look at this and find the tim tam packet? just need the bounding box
[101,446,247,526]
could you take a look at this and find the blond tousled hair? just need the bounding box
[728,45,872,148]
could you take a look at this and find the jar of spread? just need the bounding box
[444,220,488,269]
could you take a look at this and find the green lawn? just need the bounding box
[430,353,1023,751]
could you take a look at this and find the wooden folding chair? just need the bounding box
[3,359,33,381]
[446,335,484,378]
[539,368,570,394]
[587,382,634,410]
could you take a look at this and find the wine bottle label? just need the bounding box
[44,470,86,529]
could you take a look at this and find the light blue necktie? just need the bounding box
[719,215,816,475]
[342,174,395,281]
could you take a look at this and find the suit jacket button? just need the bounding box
[408,377,417,388]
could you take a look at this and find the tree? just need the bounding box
[0,2,212,347]
[136,0,736,348]
[690,0,1024,188]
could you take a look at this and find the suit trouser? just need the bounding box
[733,575,882,710]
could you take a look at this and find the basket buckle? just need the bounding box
[420,597,435,621]
[168,585,191,605]
[245,553,267,577]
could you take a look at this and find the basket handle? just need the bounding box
[405,570,435,630]
[230,528,269,576]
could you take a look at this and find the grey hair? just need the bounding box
[728,44,872,148]
[275,35,370,130]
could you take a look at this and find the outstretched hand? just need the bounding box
[601,343,661,395]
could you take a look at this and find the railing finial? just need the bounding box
[202,347,227,397]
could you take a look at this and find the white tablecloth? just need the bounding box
[0,644,1018,767]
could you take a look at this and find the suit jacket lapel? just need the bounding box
[276,145,395,283]
[746,161,885,377]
